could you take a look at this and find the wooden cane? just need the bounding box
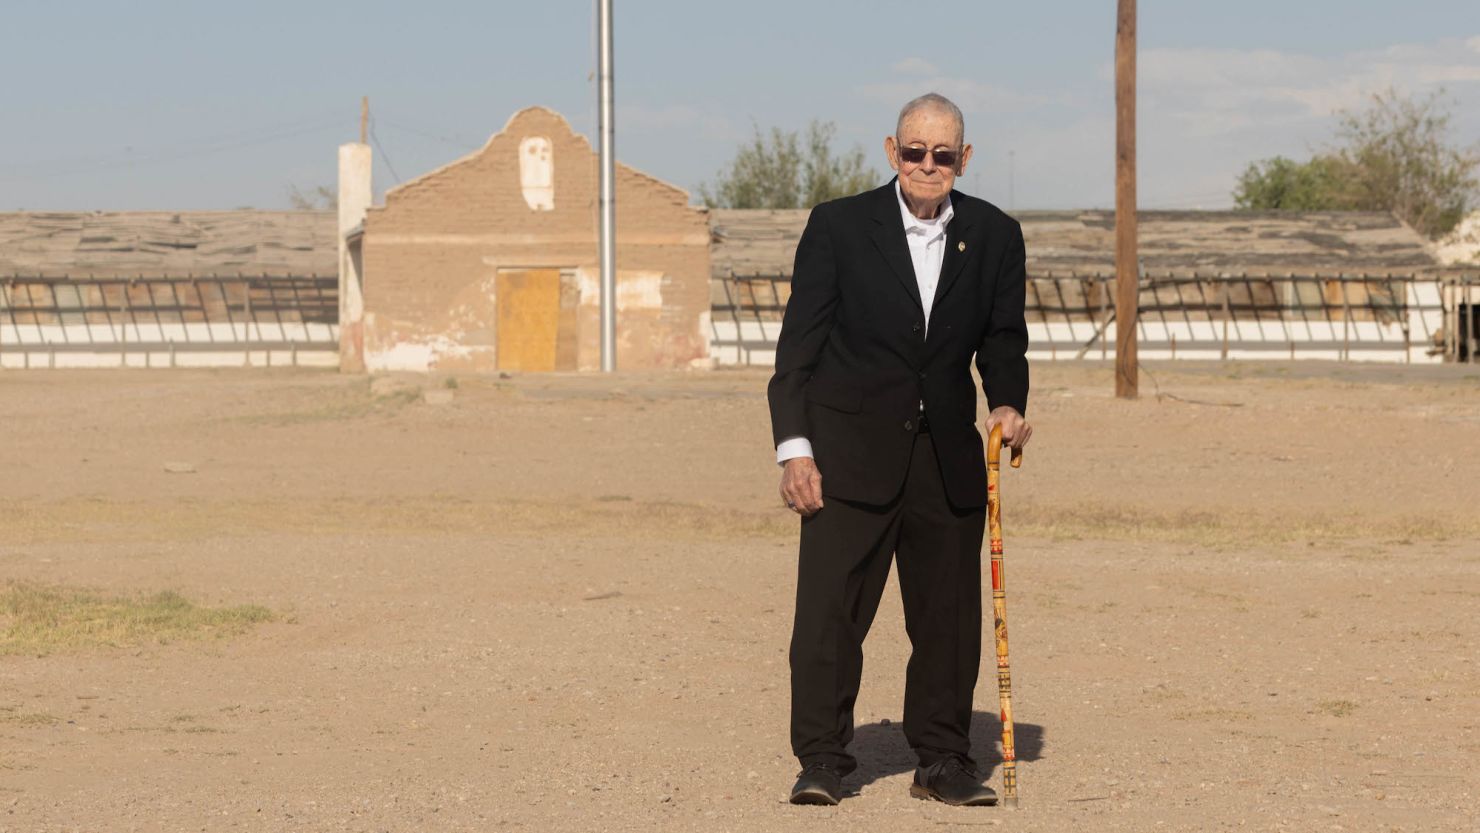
[987,424,1021,807]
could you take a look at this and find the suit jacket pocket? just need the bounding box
[804,379,863,413]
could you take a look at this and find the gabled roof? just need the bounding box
[377,105,696,208]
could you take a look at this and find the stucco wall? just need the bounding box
[360,106,711,372]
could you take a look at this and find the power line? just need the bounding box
[374,118,483,151]
[367,116,402,184]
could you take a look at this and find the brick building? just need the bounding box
[350,106,711,372]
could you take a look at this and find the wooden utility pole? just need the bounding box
[360,96,368,145]
[1114,0,1139,398]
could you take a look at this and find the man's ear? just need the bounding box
[956,143,974,177]
[884,136,900,173]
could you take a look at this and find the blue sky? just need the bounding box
[1,1,1476,211]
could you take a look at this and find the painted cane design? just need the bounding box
[987,424,1021,807]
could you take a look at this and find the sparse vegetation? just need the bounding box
[229,381,421,426]
[0,583,274,656]
[286,184,336,211]
[1234,87,1480,239]
[1173,708,1254,722]
[0,707,59,727]
[699,120,879,209]
[1,496,1475,550]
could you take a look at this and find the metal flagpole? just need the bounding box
[597,0,617,372]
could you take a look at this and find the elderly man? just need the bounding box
[768,92,1032,807]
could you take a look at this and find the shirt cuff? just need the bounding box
[775,436,814,466]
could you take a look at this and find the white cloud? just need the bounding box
[1067,35,1480,208]
[1130,36,1480,121]
[1102,36,1480,207]
[891,57,939,76]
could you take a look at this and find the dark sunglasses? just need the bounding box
[897,144,960,168]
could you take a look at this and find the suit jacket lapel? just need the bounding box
[930,192,973,315]
[867,180,923,312]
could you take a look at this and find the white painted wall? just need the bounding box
[0,322,337,369]
[709,315,1445,367]
[338,142,373,368]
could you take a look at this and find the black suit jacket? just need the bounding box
[767,179,1030,508]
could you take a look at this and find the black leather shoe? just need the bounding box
[789,762,843,805]
[909,756,999,806]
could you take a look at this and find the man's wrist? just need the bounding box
[776,436,814,466]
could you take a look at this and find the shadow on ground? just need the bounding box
[848,712,1045,792]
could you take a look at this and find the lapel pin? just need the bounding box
[958,241,966,252]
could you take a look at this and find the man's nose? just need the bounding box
[920,153,937,173]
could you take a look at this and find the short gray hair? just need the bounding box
[896,93,965,145]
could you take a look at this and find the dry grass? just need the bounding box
[0,706,59,727]
[0,583,274,656]
[0,496,1473,550]
[226,384,422,426]
[1315,699,1359,717]
[1173,707,1255,722]
[1006,504,1480,548]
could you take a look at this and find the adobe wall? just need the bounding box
[360,106,711,372]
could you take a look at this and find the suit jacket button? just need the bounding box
[904,419,914,431]
[912,322,921,332]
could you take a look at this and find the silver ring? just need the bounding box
[787,501,797,509]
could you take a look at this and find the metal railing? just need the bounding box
[709,271,790,367]
[1021,271,1427,361]
[710,270,1474,365]
[0,273,338,368]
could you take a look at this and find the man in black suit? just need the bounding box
[768,93,1032,807]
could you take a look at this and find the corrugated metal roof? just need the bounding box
[0,210,337,278]
[710,207,1440,279]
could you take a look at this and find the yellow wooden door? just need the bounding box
[496,269,561,371]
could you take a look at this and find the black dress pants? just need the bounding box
[789,427,987,775]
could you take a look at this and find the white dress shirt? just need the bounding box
[777,182,955,464]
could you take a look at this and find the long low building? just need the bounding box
[709,207,1471,365]
[2,179,1474,368]
[0,210,338,368]
[0,107,715,373]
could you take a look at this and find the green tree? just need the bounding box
[801,122,878,208]
[1233,154,1360,211]
[700,121,878,209]
[1234,87,1480,239]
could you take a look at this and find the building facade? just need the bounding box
[353,107,711,372]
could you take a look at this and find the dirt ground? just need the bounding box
[1,361,1478,832]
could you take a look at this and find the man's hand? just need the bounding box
[780,457,825,517]
[984,406,1032,455]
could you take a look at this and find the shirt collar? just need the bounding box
[895,179,954,236]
